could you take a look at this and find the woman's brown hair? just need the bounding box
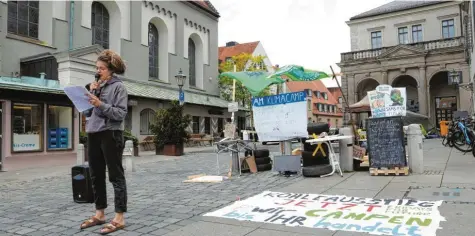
[97,49,126,75]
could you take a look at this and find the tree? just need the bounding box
[218,53,270,107]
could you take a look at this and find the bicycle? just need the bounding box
[450,118,475,153]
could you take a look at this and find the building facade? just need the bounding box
[0,0,244,159]
[338,1,472,127]
[286,81,343,128]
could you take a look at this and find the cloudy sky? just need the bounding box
[212,0,393,73]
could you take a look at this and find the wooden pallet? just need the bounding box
[370,167,409,176]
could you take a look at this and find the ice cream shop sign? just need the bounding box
[13,134,40,151]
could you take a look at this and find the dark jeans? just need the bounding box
[87,130,127,213]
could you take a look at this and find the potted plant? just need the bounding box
[79,131,88,162]
[123,130,139,156]
[151,100,192,156]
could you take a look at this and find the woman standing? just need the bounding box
[80,49,128,235]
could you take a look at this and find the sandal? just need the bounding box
[100,221,125,235]
[80,216,106,229]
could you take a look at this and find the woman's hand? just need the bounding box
[89,81,100,92]
[88,93,102,107]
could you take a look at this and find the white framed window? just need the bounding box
[398,27,408,44]
[412,24,423,43]
[371,31,382,49]
[442,19,455,39]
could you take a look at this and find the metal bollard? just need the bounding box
[407,124,424,174]
[339,127,354,172]
[77,143,85,165]
[124,140,135,172]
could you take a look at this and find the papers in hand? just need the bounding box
[63,85,94,112]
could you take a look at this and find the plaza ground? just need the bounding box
[0,139,473,235]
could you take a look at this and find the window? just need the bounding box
[217,118,224,133]
[412,24,423,43]
[124,107,132,131]
[371,31,382,49]
[148,23,159,79]
[204,117,211,134]
[237,117,246,131]
[20,57,59,80]
[12,102,43,152]
[338,97,342,104]
[307,100,311,111]
[322,93,328,100]
[306,89,312,97]
[188,38,196,87]
[192,116,200,134]
[398,27,408,44]
[7,1,39,39]
[47,105,73,150]
[314,91,320,98]
[91,1,109,49]
[442,19,455,39]
[139,108,156,135]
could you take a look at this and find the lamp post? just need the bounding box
[448,69,461,87]
[175,68,186,105]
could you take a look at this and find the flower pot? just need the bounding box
[163,143,184,156]
[155,144,164,155]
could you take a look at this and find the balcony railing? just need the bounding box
[341,36,465,62]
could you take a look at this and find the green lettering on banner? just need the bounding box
[323,211,343,219]
[363,214,390,221]
[388,216,404,224]
[343,213,366,220]
[305,209,327,217]
[406,217,432,226]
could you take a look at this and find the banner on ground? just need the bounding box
[252,91,308,142]
[204,191,445,236]
[368,85,407,118]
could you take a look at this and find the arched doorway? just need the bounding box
[392,75,419,113]
[429,71,458,126]
[356,78,379,127]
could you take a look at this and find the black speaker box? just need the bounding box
[72,165,94,204]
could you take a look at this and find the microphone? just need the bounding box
[92,73,100,95]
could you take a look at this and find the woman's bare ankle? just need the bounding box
[95,210,106,220]
[113,213,125,224]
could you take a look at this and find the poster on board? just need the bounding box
[368,85,407,118]
[204,191,445,236]
[252,91,308,142]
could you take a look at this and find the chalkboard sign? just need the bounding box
[366,116,406,168]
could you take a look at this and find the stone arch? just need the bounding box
[187,33,204,89]
[356,78,379,101]
[85,1,122,54]
[392,75,419,113]
[149,17,169,82]
[429,71,458,125]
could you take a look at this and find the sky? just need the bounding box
[212,0,393,74]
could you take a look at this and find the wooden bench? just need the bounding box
[140,136,155,151]
[187,134,213,146]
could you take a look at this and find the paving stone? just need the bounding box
[149,228,171,236]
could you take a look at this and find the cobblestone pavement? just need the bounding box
[0,151,301,236]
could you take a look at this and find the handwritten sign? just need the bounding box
[252,91,308,141]
[204,191,445,236]
[366,117,406,168]
[368,85,407,118]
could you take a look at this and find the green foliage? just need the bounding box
[79,131,87,145]
[150,100,192,150]
[218,53,271,108]
[123,129,138,147]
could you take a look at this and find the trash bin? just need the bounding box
[339,127,354,172]
[439,121,449,137]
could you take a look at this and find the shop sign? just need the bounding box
[204,191,445,236]
[13,134,40,151]
[368,85,407,118]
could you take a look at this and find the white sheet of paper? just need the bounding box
[63,85,94,112]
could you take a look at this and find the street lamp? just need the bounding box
[448,69,461,86]
[175,68,186,105]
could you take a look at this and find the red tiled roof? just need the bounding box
[218,41,260,62]
[286,81,343,117]
[188,1,220,17]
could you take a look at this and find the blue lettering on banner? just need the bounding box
[252,91,306,107]
[13,143,36,148]
[313,219,422,235]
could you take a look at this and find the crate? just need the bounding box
[369,167,409,176]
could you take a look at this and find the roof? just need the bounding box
[0,76,246,110]
[286,81,343,117]
[350,0,450,21]
[188,1,220,18]
[218,41,260,62]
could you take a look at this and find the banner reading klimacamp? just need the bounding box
[368,85,407,118]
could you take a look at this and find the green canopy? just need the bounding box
[219,65,330,96]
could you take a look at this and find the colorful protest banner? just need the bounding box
[368,85,407,118]
[204,191,445,236]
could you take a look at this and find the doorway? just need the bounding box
[435,96,457,127]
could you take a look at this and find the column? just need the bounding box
[382,71,388,85]
[418,67,428,116]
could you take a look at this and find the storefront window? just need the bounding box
[12,103,43,152]
[47,105,73,150]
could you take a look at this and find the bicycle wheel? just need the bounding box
[452,131,473,152]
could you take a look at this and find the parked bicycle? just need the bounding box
[444,118,475,153]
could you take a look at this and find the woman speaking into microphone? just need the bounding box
[80,49,128,235]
